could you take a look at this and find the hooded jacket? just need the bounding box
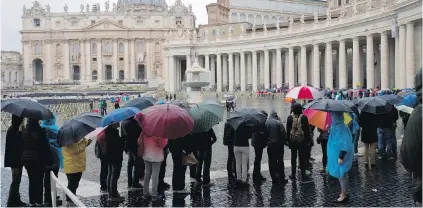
[41,115,64,169]
[401,69,422,203]
[121,118,142,154]
[223,121,235,146]
[21,119,52,166]
[104,127,125,164]
[265,110,286,146]
[358,111,380,143]
[4,116,23,168]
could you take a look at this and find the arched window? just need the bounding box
[138,41,144,53]
[155,42,160,52]
[105,42,112,53]
[119,43,124,53]
[92,43,97,54]
[56,44,61,54]
[92,70,98,81]
[34,43,41,55]
[73,43,79,53]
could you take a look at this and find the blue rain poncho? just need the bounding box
[327,112,354,179]
[41,115,64,169]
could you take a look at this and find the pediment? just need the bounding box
[84,19,129,30]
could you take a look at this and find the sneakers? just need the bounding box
[100,187,108,193]
[173,188,190,194]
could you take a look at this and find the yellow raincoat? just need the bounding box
[62,139,89,174]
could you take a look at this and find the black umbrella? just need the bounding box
[304,99,355,113]
[357,97,393,114]
[124,98,154,110]
[379,94,404,105]
[141,96,157,104]
[1,98,53,120]
[227,108,267,130]
[57,112,102,147]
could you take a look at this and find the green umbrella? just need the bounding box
[189,100,224,134]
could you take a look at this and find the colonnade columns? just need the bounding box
[222,55,228,90]
[113,40,118,81]
[366,35,374,88]
[80,41,85,82]
[216,54,222,92]
[235,54,240,88]
[313,44,320,88]
[380,32,389,89]
[210,56,216,89]
[85,39,91,81]
[169,55,176,92]
[264,50,270,89]
[97,40,103,82]
[240,52,246,91]
[130,39,136,80]
[352,38,360,89]
[398,25,406,88]
[325,42,333,89]
[252,50,258,91]
[300,46,307,85]
[124,40,129,81]
[288,47,295,88]
[247,53,252,87]
[44,41,52,83]
[228,53,234,92]
[406,22,415,88]
[205,54,210,86]
[339,39,347,89]
[276,48,282,88]
[395,34,399,88]
[284,51,289,86]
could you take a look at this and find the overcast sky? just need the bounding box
[0,0,214,52]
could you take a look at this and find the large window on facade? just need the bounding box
[105,42,112,53]
[92,43,97,54]
[119,43,124,53]
[9,72,11,82]
[34,43,41,55]
[138,42,144,53]
[15,72,17,82]
[92,70,98,81]
[56,44,61,54]
[73,43,79,53]
[33,19,41,27]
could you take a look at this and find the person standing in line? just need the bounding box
[95,139,108,193]
[140,133,168,201]
[317,127,329,174]
[4,115,26,207]
[359,111,380,168]
[168,135,191,193]
[121,117,143,189]
[165,94,169,101]
[327,112,354,203]
[378,107,398,160]
[286,103,312,183]
[114,100,120,109]
[158,146,170,191]
[195,128,217,186]
[104,123,125,201]
[89,100,94,112]
[251,112,268,183]
[103,100,108,115]
[233,124,252,186]
[265,110,289,186]
[21,118,53,207]
[174,93,177,100]
[223,121,236,180]
[350,112,363,158]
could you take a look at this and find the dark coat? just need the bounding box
[168,134,196,154]
[358,112,380,143]
[194,129,217,150]
[265,110,286,146]
[121,118,142,154]
[251,124,267,149]
[223,122,235,146]
[380,108,399,129]
[21,124,52,166]
[104,127,125,164]
[4,125,23,168]
[234,125,252,147]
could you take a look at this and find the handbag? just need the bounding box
[137,133,145,157]
[182,152,197,166]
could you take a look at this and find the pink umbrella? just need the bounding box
[135,104,194,139]
[286,85,323,100]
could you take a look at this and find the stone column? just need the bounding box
[264,50,270,89]
[352,37,360,89]
[366,34,374,88]
[276,48,282,88]
[247,53,252,86]
[169,55,176,92]
[271,51,277,86]
[288,47,295,88]
[300,45,307,85]
[97,40,103,82]
[325,42,333,89]
[210,55,216,89]
[260,52,264,86]
[235,54,240,87]
[380,32,389,89]
[228,53,234,92]
[252,50,258,91]
[86,39,92,81]
[216,54,222,92]
[23,41,32,85]
[164,56,169,91]
[205,54,210,82]
[395,34,399,88]
[339,39,347,89]
[113,40,118,81]
[64,40,70,81]
[186,54,192,84]
[284,51,289,86]
[80,40,86,82]
[44,41,52,83]
[399,25,406,88]
[313,44,320,88]
[223,55,228,90]
[124,39,129,81]
[131,39,136,81]
[406,22,415,88]
[240,52,246,91]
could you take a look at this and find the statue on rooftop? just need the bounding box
[64,4,68,13]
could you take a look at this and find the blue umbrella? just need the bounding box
[99,107,140,127]
[399,93,417,107]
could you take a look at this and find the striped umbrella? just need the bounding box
[286,86,323,100]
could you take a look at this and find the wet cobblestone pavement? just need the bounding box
[0,98,418,207]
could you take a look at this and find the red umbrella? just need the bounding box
[135,104,194,139]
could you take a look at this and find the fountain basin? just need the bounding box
[183,81,210,88]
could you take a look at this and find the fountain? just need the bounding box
[183,59,209,104]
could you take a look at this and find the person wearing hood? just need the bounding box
[359,111,380,168]
[327,112,354,203]
[104,123,125,201]
[4,115,26,207]
[265,110,288,186]
[401,70,422,204]
[195,128,217,186]
[121,117,143,189]
[40,115,63,206]
[251,111,268,183]
[223,121,236,179]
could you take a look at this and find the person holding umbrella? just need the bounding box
[223,121,236,180]
[358,111,380,168]
[251,115,268,183]
[104,123,125,201]
[121,117,143,189]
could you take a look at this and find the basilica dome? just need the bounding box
[117,0,168,8]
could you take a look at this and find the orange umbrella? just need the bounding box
[303,109,352,130]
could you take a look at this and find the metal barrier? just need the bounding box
[50,171,86,208]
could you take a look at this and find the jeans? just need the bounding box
[196,148,212,184]
[171,149,187,191]
[159,150,168,186]
[7,167,23,205]
[353,130,360,154]
[227,144,236,178]
[290,144,308,177]
[378,128,394,157]
[66,172,82,201]
[253,146,264,178]
[364,142,377,165]
[143,161,161,197]
[100,160,108,190]
[127,152,142,187]
[267,145,286,182]
[234,146,249,182]
[25,163,44,204]
[107,162,122,197]
[320,140,328,168]
[44,169,59,203]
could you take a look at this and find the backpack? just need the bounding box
[290,114,305,144]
